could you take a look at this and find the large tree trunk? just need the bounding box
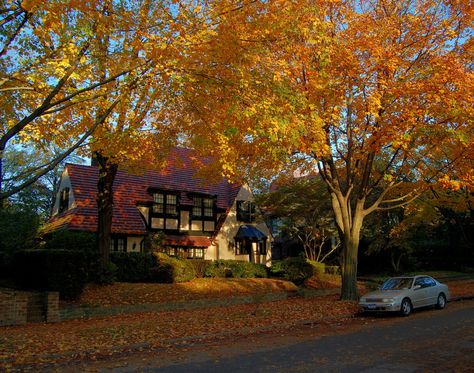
[96,152,118,266]
[340,233,360,300]
[331,191,365,301]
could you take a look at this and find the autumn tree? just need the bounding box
[0,0,199,265]
[174,0,473,299]
[0,0,151,202]
[85,0,180,266]
[86,0,224,265]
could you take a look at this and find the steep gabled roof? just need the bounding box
[47,147,241,235]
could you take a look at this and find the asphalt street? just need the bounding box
[137,301,474,373]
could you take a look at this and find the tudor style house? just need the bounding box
[46,148,271,265]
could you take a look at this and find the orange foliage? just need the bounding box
[173,0,473,299]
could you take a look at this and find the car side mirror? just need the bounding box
[413,285,421,290]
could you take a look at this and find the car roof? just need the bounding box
[389,275,435,280]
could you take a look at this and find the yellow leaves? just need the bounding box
[383,174,394,183]
[20,0,39,12]
[438,175,463,191]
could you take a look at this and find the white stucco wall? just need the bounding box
[127,236,143,252]
[208,185,272,266]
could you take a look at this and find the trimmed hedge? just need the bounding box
[204,260,268,278]
[12,249,88,300]
[43,230,97,251]
[271,257,314,285]
[42,230,103,283]
[111,252,154,282]
[151,253,196,283]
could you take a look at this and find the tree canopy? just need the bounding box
[0,0,183,199]
[2,0,472,298]
[175,0,473,299]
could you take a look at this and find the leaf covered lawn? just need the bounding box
[446,280,474,298]
[1,295,357,370]
[2,277,472,370]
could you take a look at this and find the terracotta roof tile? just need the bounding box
[164,235,211,247]
[47,147,240,236]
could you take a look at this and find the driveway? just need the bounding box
[94,299,474,373]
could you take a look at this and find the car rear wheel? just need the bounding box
[400,298,412,316]
[436,293,447,309]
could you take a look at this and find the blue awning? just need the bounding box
[235,225,267,240]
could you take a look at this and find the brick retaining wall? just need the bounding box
[0,289,59,326]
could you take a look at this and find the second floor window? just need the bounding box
[193,196,214,218]
[153,192,177,216]
[58,187,70,213]
[236,200,256,222]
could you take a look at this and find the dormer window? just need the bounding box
[236,200,256,223]
[150,191,179,231]
[192,196,214,218]
[153,192,178,216]
[190,195,215,233]
[58,187,70,213]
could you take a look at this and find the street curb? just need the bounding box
[450,295,474,302]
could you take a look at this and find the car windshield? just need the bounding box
[381,277,413,290]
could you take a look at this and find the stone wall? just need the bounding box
[0,289,59,326]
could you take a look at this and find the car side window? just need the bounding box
[414,278,423,288]
[425,277,436,287]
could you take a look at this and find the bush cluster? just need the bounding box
[271,257,314,285]
[307,261,341,275]
[325,265,340,275]
[12,249,88,300]
[12,233,276,295]
[151,252,196,283]
[188,259,212,278]
[307,260,325,275]
[95,261,118,284]
[205,260,268,278]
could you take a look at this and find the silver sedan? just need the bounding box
[359,275,450,316]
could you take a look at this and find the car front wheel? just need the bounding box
[400,298,412,316]
[436,293,447,309]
